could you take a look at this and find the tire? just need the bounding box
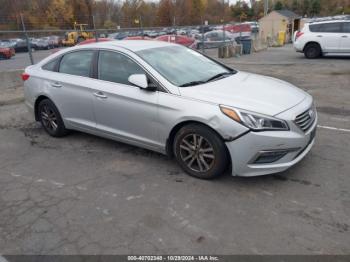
[173,124,228,179]
[304,43,321,59]
[38,99,68,137]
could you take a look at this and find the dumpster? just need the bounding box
[235,36,252,55]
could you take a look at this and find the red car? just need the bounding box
[124,36,151,40]
[0,47,15,59]
[77,38,112,45]
[155,35,195,47]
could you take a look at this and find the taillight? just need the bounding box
[295,31,304,40]
[21,73,30,81]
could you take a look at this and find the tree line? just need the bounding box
[0,0,349,30]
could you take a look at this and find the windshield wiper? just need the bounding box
[179,81,206,87]
[179,71,235,87]
[205,72,234,83]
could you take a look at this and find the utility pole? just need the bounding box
[20,13,34,65]
[92,15,98,42]
[264,0,269,16]
[222,0,226,47]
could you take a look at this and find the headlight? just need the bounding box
[220,105,289,131]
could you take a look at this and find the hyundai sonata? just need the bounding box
[23,41,317,179]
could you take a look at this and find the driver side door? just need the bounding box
[92,50,162,151]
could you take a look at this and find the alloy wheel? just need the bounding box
[179,133,215,172]
[41,105,58,132]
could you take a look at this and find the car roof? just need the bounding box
[76,40,176,52]
[308,20,350,25]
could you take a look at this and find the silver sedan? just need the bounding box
[23,41,317,179]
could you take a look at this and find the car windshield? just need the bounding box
[137,46,235,87]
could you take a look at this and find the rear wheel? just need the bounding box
[38,99,68,137]
[304,43,321,59]
[174,124,228,179]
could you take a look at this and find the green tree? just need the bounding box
[310,0,321,16]
[302,0,310,16]
[291,0,299,12]
[274,1,283,10]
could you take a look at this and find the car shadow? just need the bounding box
[22,126,319,188]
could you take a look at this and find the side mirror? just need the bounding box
[128,74,148,89]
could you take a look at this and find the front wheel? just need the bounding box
[174,124,228,179]
[38,99,68,137]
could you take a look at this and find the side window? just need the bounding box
[321,23,342,33]
[343,22,350,33]
[42,58,59,72]
[309,24,321,32]
[98,51,144,85]
[59,50,94,77]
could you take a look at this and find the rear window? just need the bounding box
[309,22,342,33]
[59,50,94,77]
[42,58,59,72]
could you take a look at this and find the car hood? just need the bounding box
[179,71,308,116]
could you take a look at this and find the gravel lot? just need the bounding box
[0,45,349,255]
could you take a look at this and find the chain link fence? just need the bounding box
[0,14,264,64]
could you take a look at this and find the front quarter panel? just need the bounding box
[156,92,249,147]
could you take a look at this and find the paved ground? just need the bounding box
[0,45,350,255]
[0,49,59,72]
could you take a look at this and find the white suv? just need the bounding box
[294,20,350,58]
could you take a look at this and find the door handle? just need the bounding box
[93,91,107,99]
[316,35,323,37]
[51,82,62,88]
[341,35,348,38]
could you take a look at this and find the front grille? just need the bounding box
[294,107,316,132]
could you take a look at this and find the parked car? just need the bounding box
[41,37,55,48]
[9,38,28,52]
[22,41,317,179]
[196,30,237,49]
[224,23,252,38]
[188,29,200,38]
[124,36,152,40]
[0,45,15,59]
[35,38,54,50]
[48,36,63,47]
[127,31,143,37]
[0,41,16,58]
[145,31,159,38]
[155,35,195,47]
[243,21,259,33]
[29,38,39,50]
[108,32,129,40]
[77,38,112,45]
[294,19,350,58]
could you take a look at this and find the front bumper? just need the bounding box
[226,100,317,177]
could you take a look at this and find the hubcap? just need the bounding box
[179,134,215,172]
[308,48,317,57]
[41,105,58,132]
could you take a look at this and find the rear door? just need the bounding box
[46,50,97,131]
[340,22,350,53]
[311,22,342,52]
